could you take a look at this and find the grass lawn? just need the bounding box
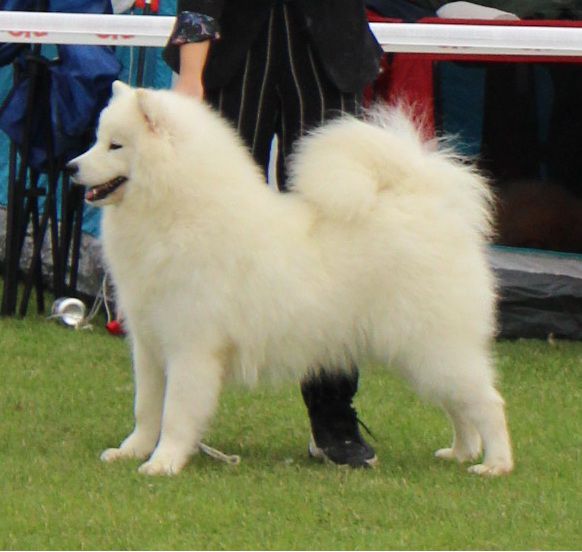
[1,311,581,550]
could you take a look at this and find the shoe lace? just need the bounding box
[356,415,377,441]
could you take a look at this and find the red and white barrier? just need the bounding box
[1,11,582,55]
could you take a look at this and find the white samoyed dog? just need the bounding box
[69,81,513,477]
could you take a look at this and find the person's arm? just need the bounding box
[164,1,224,98]
[174,41,211,98]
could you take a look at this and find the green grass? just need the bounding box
[1,312,581,550]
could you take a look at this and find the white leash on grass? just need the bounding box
[199,442,241,465]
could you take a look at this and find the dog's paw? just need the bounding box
[137,455,187,476]
[435,447,480,463]
[435,447,457,461]
[100,447,137,463]
[468,461,513,476]
[100,441,154,463]
[138,449,189,475]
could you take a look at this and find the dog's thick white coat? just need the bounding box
[72,82,512,476]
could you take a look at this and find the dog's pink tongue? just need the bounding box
[85,189,96,202]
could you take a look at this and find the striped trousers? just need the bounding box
[205,1,362,190]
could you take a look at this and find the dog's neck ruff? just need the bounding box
[85,176,128,203]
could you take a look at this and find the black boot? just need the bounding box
[300,367,377,468]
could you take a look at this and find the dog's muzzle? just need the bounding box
[84,176,128,203]
[65,160,128,204]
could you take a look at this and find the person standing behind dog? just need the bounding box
[163,0,383,468]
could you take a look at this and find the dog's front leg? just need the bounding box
[101,338,164,463]
[138,349,223,476]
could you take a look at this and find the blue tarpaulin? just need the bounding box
[0,0,175,236]
[0,1,120,167]
[0,43,121,170]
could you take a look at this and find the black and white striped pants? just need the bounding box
[205,1,362,190]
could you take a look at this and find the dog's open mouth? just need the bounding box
[85,176,128,203]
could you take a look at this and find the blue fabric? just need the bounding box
[0,1,176,236]
[0,0,120,171]
[0,0,112,13]
[0,0,38,66]
[0,44,121,170]
[52,46,120,147]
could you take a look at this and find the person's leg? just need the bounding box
[277,2,376,468]
[275,4,363,190]
[300,367,377,468]
[205,7,279,177]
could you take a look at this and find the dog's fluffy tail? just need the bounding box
[288,106,493,237]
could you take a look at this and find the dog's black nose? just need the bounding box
[65,161,78,177]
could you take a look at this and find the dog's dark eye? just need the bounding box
[109,143,123,151]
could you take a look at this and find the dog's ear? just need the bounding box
[136,89,163,134]
[111,80,131,98]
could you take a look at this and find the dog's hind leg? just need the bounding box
[404,343,513,476]
[461,388,513,476]
[432,352,513,476]
[138,348,224,476]
[101,338,165,463]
